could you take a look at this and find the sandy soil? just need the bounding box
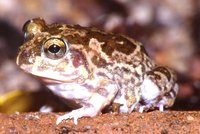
[0,111,199,134]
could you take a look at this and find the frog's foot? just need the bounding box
[138,104,164,113]
[139,66,179,112]
[137,92,179,113]
[56,106,98,125]
[56,87,118,125]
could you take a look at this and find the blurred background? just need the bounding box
[0,0,200,113]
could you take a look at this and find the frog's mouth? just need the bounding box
[19,63,88,85]
[30,70,87,85]
[35,75,85,85]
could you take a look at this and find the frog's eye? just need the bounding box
[23,18,47,39]
[43,38,69,60]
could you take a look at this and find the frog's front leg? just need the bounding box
[138,66,179,113]
[56,92,111,125]
[48,81,119,125]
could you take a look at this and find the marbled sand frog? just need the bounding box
[16,18,179,124]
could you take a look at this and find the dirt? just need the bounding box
[0,111,199,134]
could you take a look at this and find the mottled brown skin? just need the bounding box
[19,22,141,65]
[16,18,178,124]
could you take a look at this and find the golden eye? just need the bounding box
[23,18,46,39]
[43,37,69,59]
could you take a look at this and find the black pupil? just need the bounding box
[48,44,60,53]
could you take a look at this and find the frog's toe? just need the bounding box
[139,106,144,113]
[138,102,168,112]
[56,106,100,125]
[56,114,71,125]
[159,104,164,112]
[138,105,151,113]
[56,111,81,125]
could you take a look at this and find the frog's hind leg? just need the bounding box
[138,66,179,112]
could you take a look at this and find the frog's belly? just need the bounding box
[47,83,93,100]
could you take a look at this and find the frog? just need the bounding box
[16,18,179,125]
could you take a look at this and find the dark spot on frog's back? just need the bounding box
[113,35,137,54]
[154,67,171,81]
[86,30,137,55]
[102,34,137,56]
[47,24,63,35]
[64,34,90,45]
[91,55,108,67]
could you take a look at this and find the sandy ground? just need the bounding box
[0,111,199,134]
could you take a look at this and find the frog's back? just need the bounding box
[52,23,154,69]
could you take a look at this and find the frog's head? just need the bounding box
[16,18,89,84]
